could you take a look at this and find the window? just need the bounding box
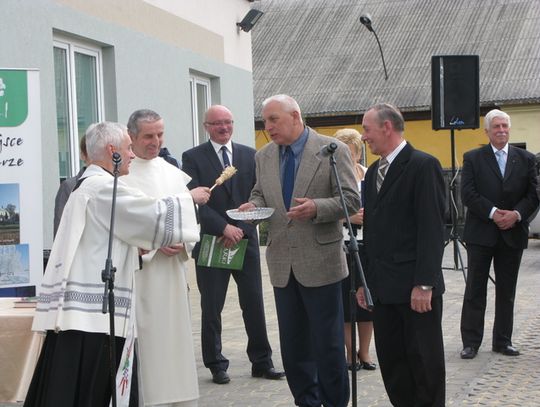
[54,38,104,179]
[189,75,211,145]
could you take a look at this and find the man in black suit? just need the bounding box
[182,105,284,385]
[460,109,539,360]
[357,103,446,406]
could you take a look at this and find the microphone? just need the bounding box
[320,142,338,157]
[112,152,122,165]
[359,13,389,80]
[359,14,374,32]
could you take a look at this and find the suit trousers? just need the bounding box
[460,239,523,350]
[196,249,273,373]
[274,273,349,407]
[373,297,445,407]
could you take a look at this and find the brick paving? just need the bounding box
[190,240,540,407]
[4,240,539,407]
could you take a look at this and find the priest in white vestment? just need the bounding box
[24,122,210,407]
[124,109,199,406]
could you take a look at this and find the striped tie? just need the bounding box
[221,146,230,168]
[377,158,388,192]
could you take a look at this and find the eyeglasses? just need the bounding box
[205,120,234,127]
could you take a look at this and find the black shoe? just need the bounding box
[359,361,377,371]
[212,370,230,384]
[460,346,478,359]
[492,345,520,356]
[347,362,361,371]
[251,367,285,380]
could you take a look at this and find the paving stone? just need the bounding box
[3,240,540,407]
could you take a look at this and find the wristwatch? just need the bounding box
[419,285,433,291]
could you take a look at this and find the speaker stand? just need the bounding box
[442,128,467,281]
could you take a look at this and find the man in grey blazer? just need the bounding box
[239,94,360,407]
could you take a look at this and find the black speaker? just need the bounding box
[431,55,479,130]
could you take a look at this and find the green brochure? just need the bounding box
[197,234,248,270]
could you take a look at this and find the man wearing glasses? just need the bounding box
[182,105,284,385]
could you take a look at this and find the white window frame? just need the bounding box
[189,74,211,146]
[53,37,105,177]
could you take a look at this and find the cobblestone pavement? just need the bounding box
[3,241,539,407]
[188,240,540,407]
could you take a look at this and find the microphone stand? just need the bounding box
[326,143,373,407]
[102,152,122,407]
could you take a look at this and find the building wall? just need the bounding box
[256,107,540,168]
[1,0,256,248]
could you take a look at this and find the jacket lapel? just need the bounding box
[504,145,517,181]
[204,141,232,196]
[203,141,224,174]
[482,145,503,180]
[228,142,243,197]
[376,143,412,201]
[293,130,322,202]
[261,143,284,209]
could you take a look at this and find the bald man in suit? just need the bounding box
[240,94,360,407]
[182,105,283,385]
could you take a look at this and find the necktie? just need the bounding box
[495,150,506,176]
[221,146,230,168]
[377,157,389,192]
[282,146,295,210]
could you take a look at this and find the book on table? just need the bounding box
[13,297,38,308]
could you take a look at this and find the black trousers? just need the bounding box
[460,239,523,349]
[274,274,349,407]
[196,244,273,373]
[373,297,445,407]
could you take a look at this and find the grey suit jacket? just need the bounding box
[249,128,361,288]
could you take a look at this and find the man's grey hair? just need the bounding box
[262,94,303,123]
[86,122,127,161]
[484,109,511,130]
[369,103,405,133]
[127,109,162,136]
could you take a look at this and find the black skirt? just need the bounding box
[23,330,138,407]
[341,241,373,323]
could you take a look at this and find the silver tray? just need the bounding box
[226,207,275,221]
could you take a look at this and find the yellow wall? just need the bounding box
[255,106,540,169]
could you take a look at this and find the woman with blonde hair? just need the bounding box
[334,128,376,371]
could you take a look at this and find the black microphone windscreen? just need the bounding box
[320,142,338,157]
[112,152,122,164]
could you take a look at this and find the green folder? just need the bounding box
[197,234,248,270]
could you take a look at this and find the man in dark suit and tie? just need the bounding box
[357,103,446,406]
[239,94,360,407]
[459,109,539,360]
[182,105,283,385]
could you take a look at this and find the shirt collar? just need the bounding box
[281,127,309,157]
[384,139,407,165]
[210,139,233,155]
[491,143,508,155]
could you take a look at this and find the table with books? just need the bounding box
[0,297,43,403]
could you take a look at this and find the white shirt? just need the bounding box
[210,139,233,167]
